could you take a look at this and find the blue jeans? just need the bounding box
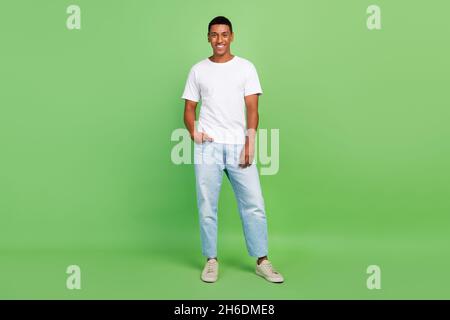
[194,141,268,258]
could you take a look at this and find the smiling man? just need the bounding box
[182,16,284,284]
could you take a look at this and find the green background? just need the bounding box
[1,0,449,299]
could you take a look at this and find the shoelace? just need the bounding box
[206,262,216,274]
[262,262,279,275]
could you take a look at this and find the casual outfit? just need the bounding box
[182,55,283,283]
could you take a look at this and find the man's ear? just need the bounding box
[207,33,211,43]
[230,32,234,42]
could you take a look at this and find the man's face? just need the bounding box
[208,24,233,56]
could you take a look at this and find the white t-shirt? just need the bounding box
[181,56,263,144]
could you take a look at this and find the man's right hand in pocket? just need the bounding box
[192,131,214,144]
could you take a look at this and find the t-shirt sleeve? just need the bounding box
[244,63,263,96]
[181,67,200,102]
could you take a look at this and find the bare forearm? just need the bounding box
[244,94,259,140]
[184,108,196,138]
[246,110,258,139]
[183,100,214,143]
[184,100,198,139]
[240,95,259,167]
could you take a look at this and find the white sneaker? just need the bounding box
[201,259,219,283]
[256,260,284,283]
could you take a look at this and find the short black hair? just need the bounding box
[208,16,233,33]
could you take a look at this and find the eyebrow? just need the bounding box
[209,32,230,35]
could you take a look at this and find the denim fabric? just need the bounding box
[194,141,268,258]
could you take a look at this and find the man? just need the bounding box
[181,16,284,283]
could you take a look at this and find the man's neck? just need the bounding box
[209,53,235,63]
